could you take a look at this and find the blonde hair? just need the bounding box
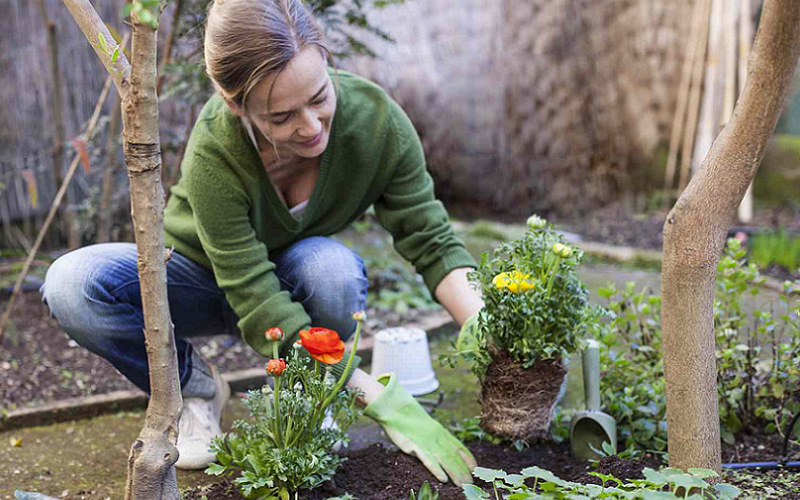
[204,0,330,109]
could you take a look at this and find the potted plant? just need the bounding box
[205,313,365,500]
[449,215,601,440]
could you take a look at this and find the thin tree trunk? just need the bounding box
[60,1,181,498]
[662,0,800,473]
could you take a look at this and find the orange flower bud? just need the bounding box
[265,327,284,341]
[266,358,287,376]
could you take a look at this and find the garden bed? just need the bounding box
[182,440,661,500]
[181,429,800,500]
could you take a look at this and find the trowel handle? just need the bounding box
[582,339,601,411]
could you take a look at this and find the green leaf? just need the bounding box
[520,466,571,487]
[473,467,507,482]
[122,3,134,17]
[714,483,742,499]
[642,468,667,485]
[687,468,718,479]
[205,462,227,476]
[98,32,108,53]
[461,484,489,500]
[111,46,120,63]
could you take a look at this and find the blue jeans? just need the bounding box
[40,237,368,395]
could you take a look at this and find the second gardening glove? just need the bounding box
[364,373,478,486]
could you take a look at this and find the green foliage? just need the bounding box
[409,481,438,500]
[446,217,603,378]
[749,230,800,272]
[592,281,668,455]
[591,238,800,454]
[463,465,741,500]
[207,349,362,498]
[123,0,162,29]
[588,440,642,465]
[446,416,504,445]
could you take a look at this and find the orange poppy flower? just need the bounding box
[299,327,345,364]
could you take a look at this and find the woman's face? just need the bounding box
[244,47,336,159]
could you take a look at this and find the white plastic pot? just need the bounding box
[370,327,440,396]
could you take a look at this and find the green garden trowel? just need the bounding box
[570,339,617,461]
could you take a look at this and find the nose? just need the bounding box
[297,108,322,138]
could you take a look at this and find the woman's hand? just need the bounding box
[359,373,477,486]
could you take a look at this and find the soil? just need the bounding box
[181,440,663,500]
[0,288,402,413]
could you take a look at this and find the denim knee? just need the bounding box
[276,237,368,341]
[40,243,139,348]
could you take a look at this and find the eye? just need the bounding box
[270,114,291,125]
[312,94,328,106]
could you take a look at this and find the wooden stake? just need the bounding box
[678,0,713,193]
[662,0,706,211]
[738,0,755,223]
[723,0,739,124]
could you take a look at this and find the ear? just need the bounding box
[222,96,244,118]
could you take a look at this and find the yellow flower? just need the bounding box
[552,243,566,255]
[559,245,573,258]
[493,270,535,293]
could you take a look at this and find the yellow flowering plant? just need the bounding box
[449,215,600,378]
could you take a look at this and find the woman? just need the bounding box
[41,0,482,484]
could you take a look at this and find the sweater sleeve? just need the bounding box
[372,102,477,297]
[183,145,312,358]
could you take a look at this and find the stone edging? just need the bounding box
[0,311,455,432]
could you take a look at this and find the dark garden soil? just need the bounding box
[0,288,403,412]
[182,429,800,500]
[182,440,663,500]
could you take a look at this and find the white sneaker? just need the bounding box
[322,409,343,452]
[175,366,230,470]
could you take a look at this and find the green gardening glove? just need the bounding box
[364,373,478,486]
[456,312,480,352]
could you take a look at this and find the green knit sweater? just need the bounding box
[164,70,476,359]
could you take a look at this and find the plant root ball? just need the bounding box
[480,347,568,441]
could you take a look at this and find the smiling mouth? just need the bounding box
[299,133,323,147]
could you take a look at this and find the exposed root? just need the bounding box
[480,348,568,441]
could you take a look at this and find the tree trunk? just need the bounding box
[60,1,181,498]
[662,0,800,473]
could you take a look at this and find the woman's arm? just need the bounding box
[434,267,484,326]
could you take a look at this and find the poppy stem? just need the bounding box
[319,319,362,417]
[272,343,284,448]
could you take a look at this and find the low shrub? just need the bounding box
[462,465,740,499]
[590,238,800,453]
